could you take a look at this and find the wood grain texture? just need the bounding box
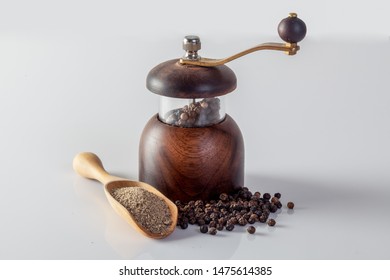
[146,59,237,98]
[73,152,178,239]
[139,114,245,202]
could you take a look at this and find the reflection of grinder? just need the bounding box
[139,13,307,202]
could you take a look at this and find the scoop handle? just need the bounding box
[73,152,123,185]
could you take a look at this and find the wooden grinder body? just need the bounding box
[139,114,244,202]
[140,59,244,202]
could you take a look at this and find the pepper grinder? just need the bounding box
[139,13,307,202]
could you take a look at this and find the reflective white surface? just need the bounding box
[1,1,390,260]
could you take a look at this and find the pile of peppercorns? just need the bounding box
[164,98,221,127]
[176,187,294,235]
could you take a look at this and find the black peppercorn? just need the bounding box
[270,204,278,213]
[176,186,288,235]
[248,217,256,224]
[219,193,229,202]
[228,217,238,225]
[216,224,224,231]
[254,210,263,217]
[194,200,203,207]
[226,224,234,231]
[259,215,267,223]
[262,209,270,216]
[209,221,217,228]
[200,225,208,233]
[210,212,219,220]
[250,213,258,220]
[209,227,217,235]
[238,217,247,226]
[247,226,256,234]
[262,204,270,211]
[263,193,271,200]
[216,200,225,208]
[267,219,276,227]
[180,222,188,229]
[188,217,197,225]
[218,217,227,226]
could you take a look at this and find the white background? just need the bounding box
[1,0,389,259]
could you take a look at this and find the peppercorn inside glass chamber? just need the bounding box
[139,13,306,203]
[159,95,226,128]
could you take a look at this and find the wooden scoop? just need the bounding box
[73,152,178,239]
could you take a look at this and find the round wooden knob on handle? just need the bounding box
[278,13,307,44]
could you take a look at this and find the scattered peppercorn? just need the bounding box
[219,193,229,202]
[259,215,267,223]
[270,204,278,213]
[238,217,248,226]
[200,225,208,233]
[226,224,234,231]
[195,200,203,207]
[208,227,217,235]
[176,186,293,235]
[180,222,188,229]
[228,217,238,225]
[287,202,295,209]
[263,193,271,200]
[209,221,217,228]
[247,226,256,234]
[267,219,276,227]
[248,217,256,224]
